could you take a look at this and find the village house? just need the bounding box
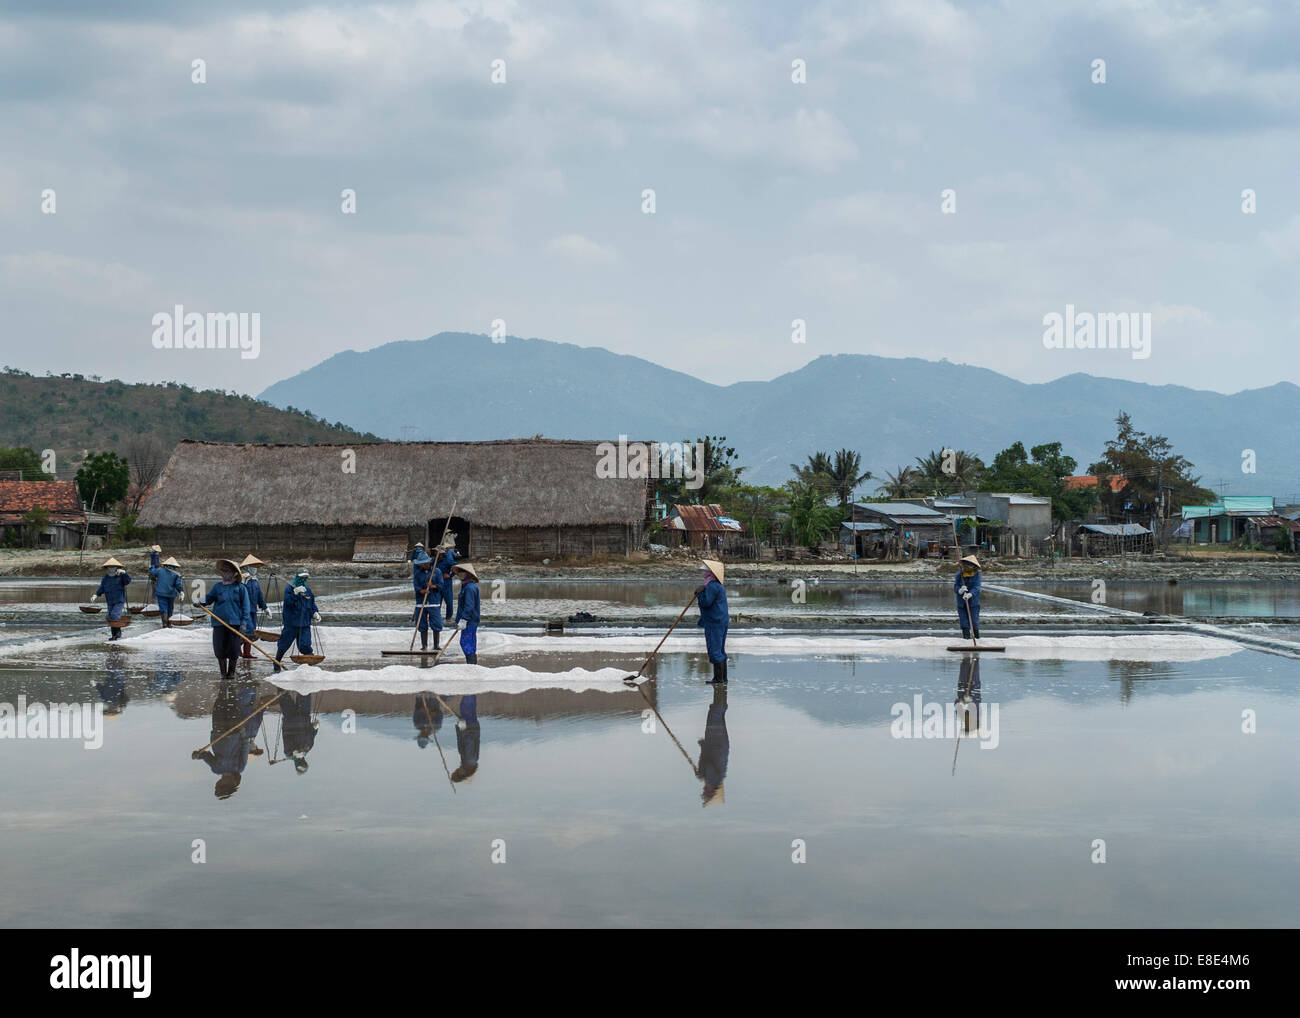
[653,503,745,553]
[136,439,651,560]
[846,502,956,558]
[0,479,115,549]
[1179,496,1276,544]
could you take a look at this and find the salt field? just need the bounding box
[1,577,1296,928]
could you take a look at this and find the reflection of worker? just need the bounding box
[413,694,443,748]
[452,695,479,782]
[97,649,130,716]
[279,690,317,774]
[696,684,728,807]
[955,654,981,734]
[192,681,264,799]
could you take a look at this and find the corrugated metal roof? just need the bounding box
[659,503,745,532]
[1079,523,1151,536]
[1222,495,1275,514]
[854,502,947,518]
[841,521,892,532]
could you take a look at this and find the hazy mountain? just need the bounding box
[259,332,1300,498]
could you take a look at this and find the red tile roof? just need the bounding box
[1062,474,1126,494]
[0,480,86,522]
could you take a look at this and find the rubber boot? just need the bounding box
[721,659,728,683]
[272,657,282,674]
[163,616,171,628]
[465,653,477,665]
[972,626,980,640]
[420,630,429,651]
[961,627,971,641]
[432,633,440,650]
[710,660,724,684]
[241,643,252,659]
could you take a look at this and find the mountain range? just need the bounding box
[258,332,1300,498]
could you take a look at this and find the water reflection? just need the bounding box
[453,696,480,783]
[279,691,317,773]
[192,680,267,799]
[96,648,129,717]
[695,685,728,807]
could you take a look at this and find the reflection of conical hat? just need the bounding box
[702,783,725,807]
[162,556,181,568]
[960,554,981,568]
[101,557,123,568]
[453,563,478,581]
[701,559,724,583]
[239,554,264,567]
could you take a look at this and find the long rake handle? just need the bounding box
[631,593,698,679]
[410,498,459,650]
[195,603,280,664]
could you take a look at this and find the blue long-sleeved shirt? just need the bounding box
[243,576,268,613]
[94,571,131,606]
[954,568,981,605]
[151,566,183,599]
[203,580,253,631]
[456,580,480,625]
[281,583,318,628]
[697,579,728,631]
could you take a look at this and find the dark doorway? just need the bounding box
[428,516,470,558]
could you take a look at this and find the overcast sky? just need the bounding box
[2,0,1297,396]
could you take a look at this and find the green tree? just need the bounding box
[914,448,984,493]
[714,483,785,542]
[1088,412,1214,518]
[875,465,921,499]
[75,451,130,512]
[659,435,744,505]
[828,448,870,506]
[979,440,1096,523]
[20,506,50,547]
[0,446,42,474]
[781,482,843,550]
[790,451,834,494]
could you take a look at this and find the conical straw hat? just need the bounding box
[453,562,479,581]
[162,556,181,568]
[701,559,724,583]
[239,554,264,567]
[960,554,981,568]
[101,557,123,568]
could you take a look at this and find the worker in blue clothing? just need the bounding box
[954,554,982,640]
[410,543,444,651]
[453,562,480,664]
[274,569,320,671]
[202,558,254,678]
[696,683,728,807]
[91,557,131,641]
[238,555,270,658]
[696,558,729,684]
[437,540,460,620]
[149,553,184,628]
[413,694,443,749]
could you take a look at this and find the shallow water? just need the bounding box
[0,612,1296,927]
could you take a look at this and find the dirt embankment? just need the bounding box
[3,544,1297,583]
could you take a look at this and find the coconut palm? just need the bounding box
[875,466,921,499]
[829,448,870,506]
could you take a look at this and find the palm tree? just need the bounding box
[829,448,870,506]
[790,451,834,494]
[875,466,921,499]
[914,448,984,493]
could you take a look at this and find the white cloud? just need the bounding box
[546,233,619,264]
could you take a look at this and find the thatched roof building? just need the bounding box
[139,440,650,559]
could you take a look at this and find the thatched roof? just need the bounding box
[138,440,647,528]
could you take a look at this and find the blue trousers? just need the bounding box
[276,625,313,658]
[957,597,980,630]
[156,596,174,616]
[106,601,126,621]
[459,625,477,656]
[414,598,443,633]
[703,624,727,663]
